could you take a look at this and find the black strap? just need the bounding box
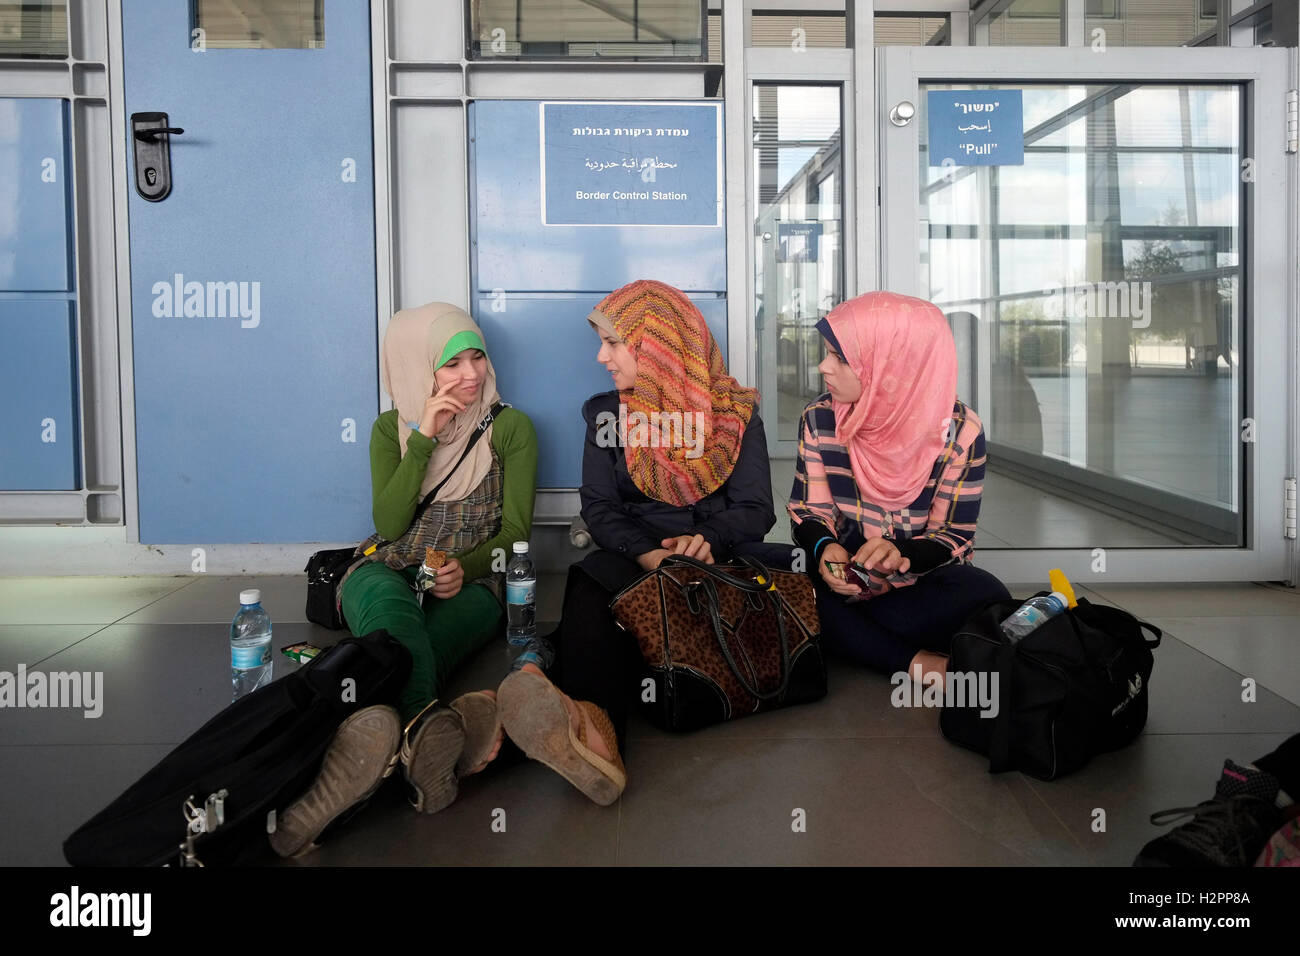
[365,402,504,558]
[661,553,794,702]
[415,401,504,512]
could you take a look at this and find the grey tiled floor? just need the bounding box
[1,574,1297,866]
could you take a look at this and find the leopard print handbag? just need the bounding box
[610,553,826,731]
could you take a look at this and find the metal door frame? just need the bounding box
[879,45,1294,584]
[746,46,856,458]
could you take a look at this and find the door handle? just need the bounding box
[134,126,185,141]
[130,111,182,202]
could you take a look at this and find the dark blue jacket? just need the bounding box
[578,391,776,561]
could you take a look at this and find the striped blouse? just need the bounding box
[787,394,986,596]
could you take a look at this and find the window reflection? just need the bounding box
[920,83,1242,546]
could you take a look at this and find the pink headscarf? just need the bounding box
[818,291,958,513]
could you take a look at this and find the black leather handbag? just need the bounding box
[304,548,364,630]
[940,592,1161,780]
[610,553,826,732]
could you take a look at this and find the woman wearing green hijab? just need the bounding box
[271,303,538,856]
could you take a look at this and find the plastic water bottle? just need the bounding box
[999,591,1068,642]
[506,541,537,646]
[230,588,273,700]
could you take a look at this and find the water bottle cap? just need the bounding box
[512,541,529,554]
[1048,591,1068,607]
[239,588,261,605]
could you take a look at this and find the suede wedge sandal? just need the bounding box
[400,692,501,813]
[497,668,626,805]
[270,705,401,858]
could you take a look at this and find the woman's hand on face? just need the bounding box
[430,557,464,599]
[661,534,713,564]
[818,542,861,596]
[854,537,911,576]
[417,381,467,439]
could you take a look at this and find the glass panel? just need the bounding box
[875,16,948,47]
[753,84,844,446]
[193,0,324,50]
[750,12,845,48]
[1085,0,1218,47]
[987,0,1060,45]
[0,1,67,58]
[471,0,704,59]
[919,83,1243,548]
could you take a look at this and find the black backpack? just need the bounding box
[63,630,411,866]
[940,594,1161,780]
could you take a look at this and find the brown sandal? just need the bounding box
[497,669,626,805]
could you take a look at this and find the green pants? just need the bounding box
[340,562,504,723]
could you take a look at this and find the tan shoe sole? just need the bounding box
[402,708,465,814]
[497,670,625,806]
[270,705,400,858]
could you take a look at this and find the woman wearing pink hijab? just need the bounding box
[788,291,1010,686]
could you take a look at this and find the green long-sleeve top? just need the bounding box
[369,407,538,586]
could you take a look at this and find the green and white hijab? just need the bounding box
[380,302,501,503]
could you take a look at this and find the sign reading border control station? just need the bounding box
[926,89,1024,167]
[540,101,723,227]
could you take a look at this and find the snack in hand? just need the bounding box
[423,547,447,570]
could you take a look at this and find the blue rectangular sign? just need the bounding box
[927,90,1024,167]
[540,101,722,227]
[778,222,822,262]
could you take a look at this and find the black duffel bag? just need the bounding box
[63,630,411,866]
[940,593,1161,781]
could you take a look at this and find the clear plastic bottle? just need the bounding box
[999,591,1068,642]
[506,541,537,646]
[230,588,273,700]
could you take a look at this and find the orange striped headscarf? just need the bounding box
[589,280,758,507]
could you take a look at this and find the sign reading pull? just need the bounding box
[130,111,184,202]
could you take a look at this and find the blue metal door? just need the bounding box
[122,0,376,543]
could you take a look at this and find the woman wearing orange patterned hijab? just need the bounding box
[497,279,779,808]
[586,278,757,506]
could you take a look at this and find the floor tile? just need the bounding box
[0,621,321,747]
[1143,634,1300,733]
[1021,732,1295,866]
[0,623,107,670]
[0,576,194,626]
[0,743,174,866]
[616,736,1045,865]
[1084,582,1300,619]
[1147,616,1300,708]
[118,574,311,625]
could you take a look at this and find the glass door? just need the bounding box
[878,46,1291,581]
[753,84,845,454]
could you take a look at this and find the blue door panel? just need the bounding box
[0,300,79,489]
[471,100,726,294]
[474,294,726,489]
[124,0,376,543]
[0,98,72,292]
